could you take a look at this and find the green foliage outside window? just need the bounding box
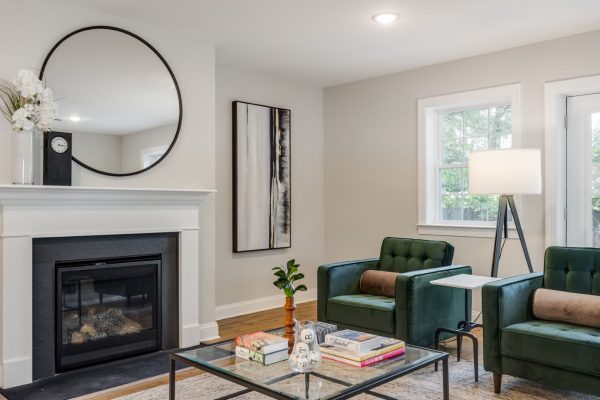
[440,105,511,222]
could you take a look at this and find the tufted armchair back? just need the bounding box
[378,237,454,273]
[544,246,600,295]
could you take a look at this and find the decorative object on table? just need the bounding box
[234,331,289,366]
[468,148,542,277]
[320,336,405,367]
[43,131,72,186]
[482,246,600,396]
[324,329,386,354]
[288,321,321,373]
[272,259,307,349]
[311,321,338,344]
[233,101,291,252]
[0,69,58,184]
[40,26,182,177]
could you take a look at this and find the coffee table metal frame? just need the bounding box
[168,343,449,400]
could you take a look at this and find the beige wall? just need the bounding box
[72,131,122,173]
[215,65,324,313]
[324,29,600,311]
[120,124,177,172]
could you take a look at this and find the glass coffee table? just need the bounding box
[169,337,449,400]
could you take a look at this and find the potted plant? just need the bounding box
[272,259,307,349]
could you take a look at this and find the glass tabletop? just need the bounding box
[174,336,445,400]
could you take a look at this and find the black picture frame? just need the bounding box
[233,101,292,253]
[39,25,183,177]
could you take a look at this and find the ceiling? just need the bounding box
[65,0,600,87]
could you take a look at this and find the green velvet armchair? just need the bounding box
[483,246,600,396]
[317,237,472,347]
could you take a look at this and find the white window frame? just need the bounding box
[417,83,521,238]
[544,74,600,247]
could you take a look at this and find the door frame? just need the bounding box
[545,75,600,247]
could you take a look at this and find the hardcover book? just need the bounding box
[324,329,386,353]
[234,331,288,354]
[320,338,405,362]
[321,347,406,367]
[235,346,289,365]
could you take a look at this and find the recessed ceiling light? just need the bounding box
[69,115,81,122]
[373,13,399,24]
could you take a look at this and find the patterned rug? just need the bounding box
[112,354,597,400]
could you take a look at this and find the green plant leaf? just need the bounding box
[273,270,286,278]
[291,273,304,281]
[295,285,308,292]
[283,287,294,297]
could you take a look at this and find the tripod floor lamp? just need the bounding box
[468,149,542,277]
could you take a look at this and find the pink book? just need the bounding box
[322,347,406,367]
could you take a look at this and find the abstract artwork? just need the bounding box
[233,101,291,252]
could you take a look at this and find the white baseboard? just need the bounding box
[215,288,317,321]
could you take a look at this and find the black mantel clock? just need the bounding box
[43,131,72,186]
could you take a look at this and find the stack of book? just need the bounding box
[234,331,289,366]
[320,329,405,367]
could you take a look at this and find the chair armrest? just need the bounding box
[395,265,472,346]
[482,272,543,374]
[317,258,378,322]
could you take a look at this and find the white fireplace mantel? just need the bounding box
[0,185,218,388]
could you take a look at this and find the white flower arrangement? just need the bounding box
[0,69,58,133]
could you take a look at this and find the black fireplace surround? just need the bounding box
[33,233,179,381]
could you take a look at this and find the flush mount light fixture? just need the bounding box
[69,115,81,122]
[373,13,399,24]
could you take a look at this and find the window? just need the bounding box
[140,145,169,169]
[418,84,521,237]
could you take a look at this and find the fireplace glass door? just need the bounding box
[56,257,161,371]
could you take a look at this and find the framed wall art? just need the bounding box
[233,101,291,252]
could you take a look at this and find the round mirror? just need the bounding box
[40,26,182,176]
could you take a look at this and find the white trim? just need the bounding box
[215,288,317,321]
[0,184,216,206]
[544,75,600,247]
[417,84,522,236]
[417,224,517,238]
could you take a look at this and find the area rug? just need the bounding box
[113,355,596,400]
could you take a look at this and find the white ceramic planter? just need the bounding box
[11,129,34,185]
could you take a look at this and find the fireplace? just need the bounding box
[33,233,180,380]
[56,256,162,372]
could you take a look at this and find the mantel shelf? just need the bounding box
[0,184,217,206]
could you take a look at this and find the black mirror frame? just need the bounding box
[39,25,183,177]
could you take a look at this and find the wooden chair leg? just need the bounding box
[493,372,502,394]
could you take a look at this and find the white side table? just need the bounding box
[430,274,502,382]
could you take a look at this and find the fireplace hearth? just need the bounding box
[56,256,162,371]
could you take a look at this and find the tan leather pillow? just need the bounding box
[532,288,600,329]
[360,270,398,297]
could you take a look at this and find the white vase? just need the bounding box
[11,129,34,185]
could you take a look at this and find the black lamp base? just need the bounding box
[491,194,534,277]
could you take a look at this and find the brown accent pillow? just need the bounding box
[532,288,600,329]
[359,270,399,298]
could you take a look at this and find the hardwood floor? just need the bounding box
[80,301,482,399]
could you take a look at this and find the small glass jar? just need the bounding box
[288,321,321,373]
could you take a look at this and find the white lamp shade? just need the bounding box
[468,149,542,195]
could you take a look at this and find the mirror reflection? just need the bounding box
[41,28,181,175]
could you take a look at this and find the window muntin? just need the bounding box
[438,104,512,223]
